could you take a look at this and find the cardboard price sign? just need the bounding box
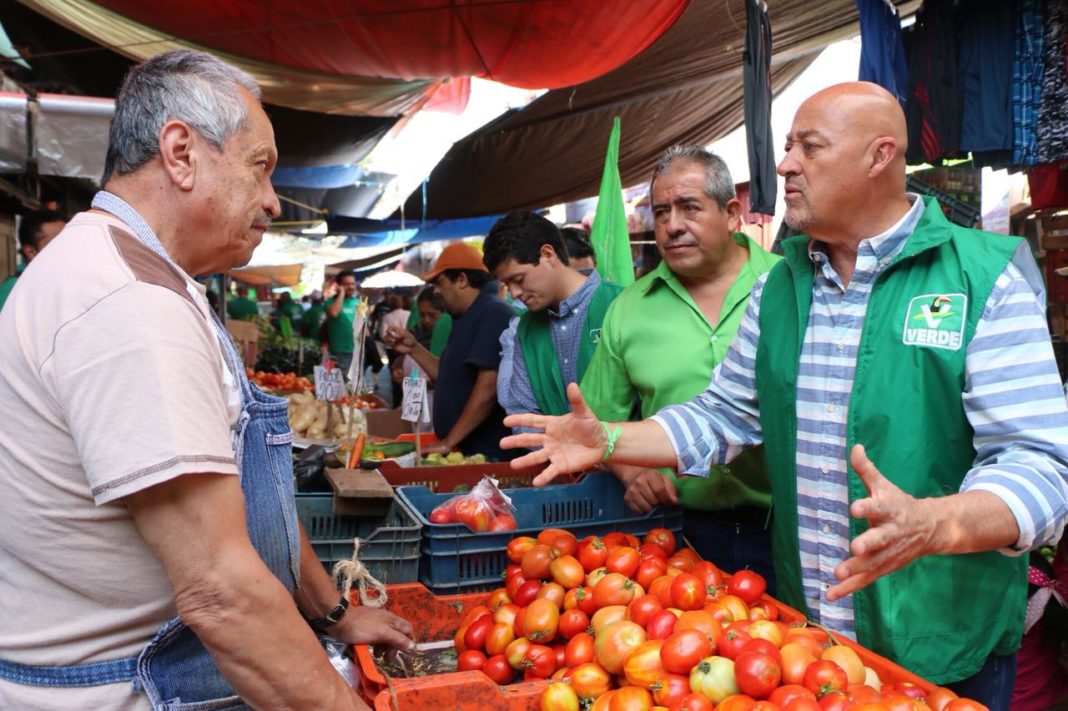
[401,372,430,423]
[314,365,346,401]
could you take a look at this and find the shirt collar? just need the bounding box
[807,193,926,266]
[550,269,601,318]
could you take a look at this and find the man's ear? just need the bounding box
[158,120,197,191]
[724,197,743,232]
[539,243,558,265]
[19,244,37,262]
[868,137,899,178]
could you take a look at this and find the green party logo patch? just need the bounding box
[589,328,603,345]
[901,293,967,350]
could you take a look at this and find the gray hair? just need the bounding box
[103,50,261,184]
[649,145,736,209]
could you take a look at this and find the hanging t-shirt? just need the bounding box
[857,0,909,108]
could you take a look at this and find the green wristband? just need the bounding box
[600,421,622,461]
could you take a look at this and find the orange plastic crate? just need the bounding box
[356,581,936,709]
[376,460,553,493]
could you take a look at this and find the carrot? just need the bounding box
[347,433,366,469]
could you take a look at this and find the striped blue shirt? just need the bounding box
[652,197,1068,637]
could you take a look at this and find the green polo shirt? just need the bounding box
[580,232,780,510]
[227,296,260,320]
[326,295,358,354]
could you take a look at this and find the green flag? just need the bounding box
[590,117,634,286]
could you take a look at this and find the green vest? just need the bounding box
[754,198,1027,683]
[518,279,623,415]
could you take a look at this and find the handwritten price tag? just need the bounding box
[314,365,345,401]
[401,372,429,423]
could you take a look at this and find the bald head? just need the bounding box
[778,81,912,243]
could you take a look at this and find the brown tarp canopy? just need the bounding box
[404,0,919,219]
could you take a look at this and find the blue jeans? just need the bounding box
[946,652,1017,711]
[683,506,776,597]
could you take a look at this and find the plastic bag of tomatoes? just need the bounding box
[427,476,517,532]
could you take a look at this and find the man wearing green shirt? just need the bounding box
[226,284,260,320]
[580,145,780,584]
[0,209,66,312]
[322,270,360,373]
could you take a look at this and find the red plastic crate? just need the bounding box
[376,460,559,493]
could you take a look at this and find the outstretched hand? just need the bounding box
[501,383,609,486]
[826,444,936,602]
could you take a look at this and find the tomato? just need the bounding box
[488,588,512,610]
[507,536,538,563]
[594,572,639,608]
[515,579,542,607]
[575,586,599,615]
[459,604,493,629]
[782,698,822,711]
[429,508,453,524]
[538,528,573,546]
[457,649,487,671]
[579,538,609,571]
[718,595,751,624]
[703,600,735,628]
[779,643,817,685]
[628,594,665,628]
[522,545,554,579]
[752,702,780,711]
[734,650,782,699]
[666,555,696,573]
[549,554,585,589]
[847,685,882,705]
[639,542,669,561]
[752,601,780,622]
[587,566,610,587]
[537,582,566,608]
[716,695,758,711]
[719,629,753,660]
[637,557,670,589]
[463,615,494,651]
[523,598,560,642]
[605,546,641,578]
[594,620,647,674]
[649,575,676,607]
[821,646,864,685]
[669,692,715,711]
[570,661,612,699]
[485,621,516,656]
[646,609,679,639]
[803,660,849,698]
[746,620,784,648]
[925,688,959,711]
[558,608,590,640]
[644,528,678,556]
[739,639,781,665]
[624,639,667,689]
[523,643,558,678]
[506,637,533,669]
[769,685,817,707]
[482,653,513,684]
[566,631,595,666]
[494,603,520,628]
[541,681,580,711]
[650,672,691,706]
[692,561,725,589]
[944,699,988,711]
[453,498,493,531]
[552,643,567,670]
[551,533,579,558]
[815,691,850,711]
[505,565,527,599]
[591,604,628,634]
[602,531,629,549]
[610,686,654,711]
[689,655,739,704]
[892,682,927,701]
[670,574,709,611]
[725,571,765,606]
[673,610,721,652]
[492,513,518,530]
[661,629,713,674]
[782,630,824,658]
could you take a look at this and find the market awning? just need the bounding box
[229,263,304,287]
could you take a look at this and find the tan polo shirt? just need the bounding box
[0,211,240,709]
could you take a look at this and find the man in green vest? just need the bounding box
[0,209,66,312]
[579,146,780,584]
[483,211,623,420]
[500,83,1068,707]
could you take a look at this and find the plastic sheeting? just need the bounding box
[88,0,688,90]
[0,92,27,173]
[35,93,113,180]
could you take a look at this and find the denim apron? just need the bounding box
[0,193,302,709]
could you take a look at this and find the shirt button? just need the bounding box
[820,464,829,474]
[827,403,837,413]
[563,358,569,364]
[710,335,719,344]
[561,325,567,331]
[836,343,844,352]
[822,524,831,534]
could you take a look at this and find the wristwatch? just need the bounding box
[308,595,350,634]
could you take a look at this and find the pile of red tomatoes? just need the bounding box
[449,527,986,711]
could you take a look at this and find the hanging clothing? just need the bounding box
[1013,0,1047,166]
[1028,163,1068,210]
[856,0,910,108]
[743,0,776,215]
[903,0,962,164]
[1036,0,1068,164]
[959,0,1015,154]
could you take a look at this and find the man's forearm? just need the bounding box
[607,419,681,470]
[442,370,498,449]
[921,490,1020,555]
[404,342,440,383]
[295,521,345,619]
[326,296,343,317]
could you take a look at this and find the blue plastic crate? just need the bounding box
[295,494,422,584]
[396,472,684,594]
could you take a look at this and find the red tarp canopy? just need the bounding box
[88,0,689,90]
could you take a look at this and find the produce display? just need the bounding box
[248,368,313,392]
[285,391,367,440]
[421,452,488,466]
[434,527,986,711]
[428,476,518,531]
